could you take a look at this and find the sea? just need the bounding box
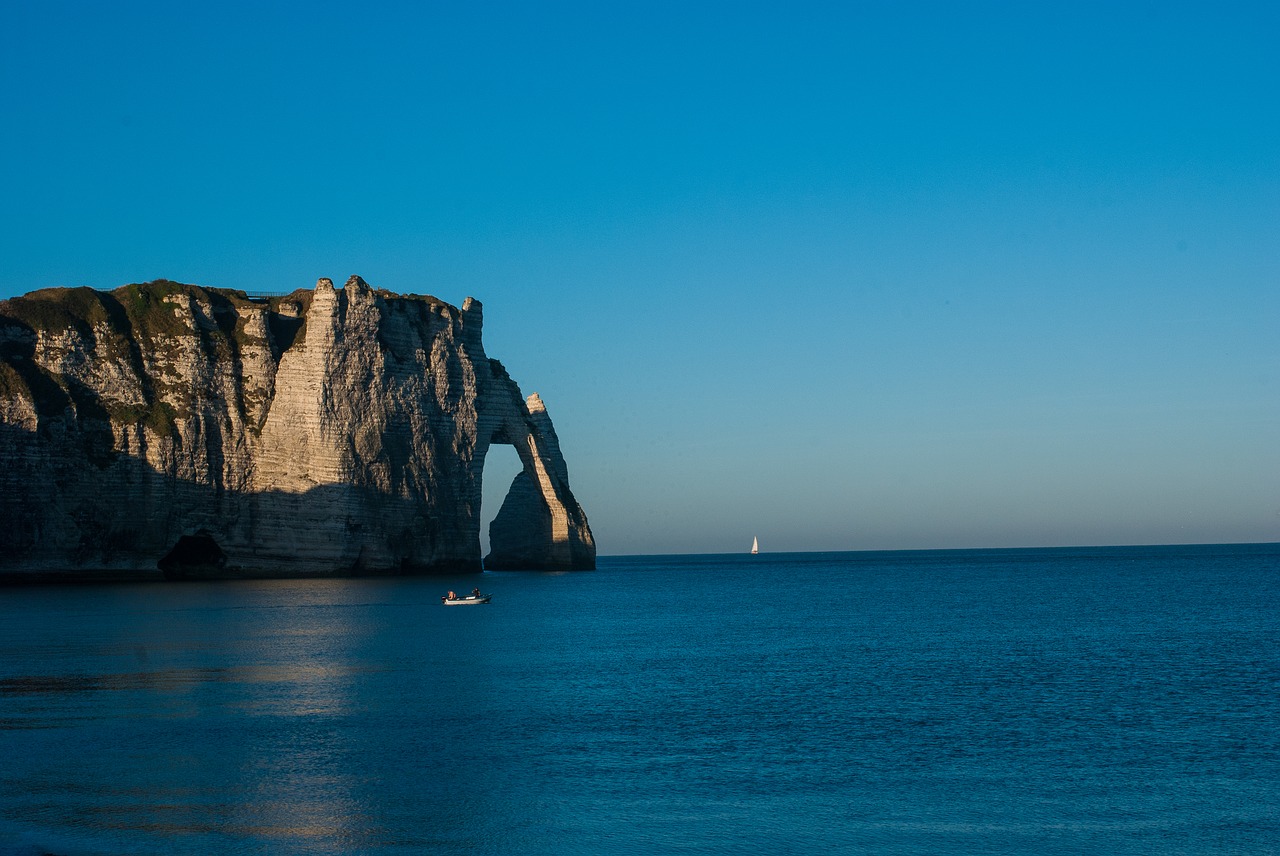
[1,544,1277,855]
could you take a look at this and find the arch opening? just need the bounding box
[479,442,524,558]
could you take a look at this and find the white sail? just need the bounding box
[751,536,759,554]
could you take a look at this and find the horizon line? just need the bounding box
[595,541,1280,559]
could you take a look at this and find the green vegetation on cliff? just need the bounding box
[0,280,267,432]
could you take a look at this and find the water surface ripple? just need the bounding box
[1,544,1277,855]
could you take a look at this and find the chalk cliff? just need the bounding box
[0,277,595,579]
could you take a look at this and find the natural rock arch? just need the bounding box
[0,277,595,579]
[480,393,595,571]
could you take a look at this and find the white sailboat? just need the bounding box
[750,536,759,555]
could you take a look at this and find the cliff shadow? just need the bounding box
[0,422,484,583]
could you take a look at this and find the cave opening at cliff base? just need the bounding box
[158,532,228,579]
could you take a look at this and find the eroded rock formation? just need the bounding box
[0,277,595,579]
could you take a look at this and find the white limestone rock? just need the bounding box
[0,278,595,579]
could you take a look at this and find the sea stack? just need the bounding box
[0,277,595,580]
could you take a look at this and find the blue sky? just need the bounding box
[2,1,1276,553]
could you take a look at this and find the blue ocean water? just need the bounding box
[1,544,1277,855]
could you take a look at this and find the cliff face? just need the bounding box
[0,277,595,579]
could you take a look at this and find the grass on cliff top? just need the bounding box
[114,280,198,339]
[117,279,287,342]
[0,281,240,429]
[1,280,207,341]
[0,286,117,340]
[3,281,448,333]
[377,289,448,306]
[1,280,460,366]
[0,281,468,431]
[0,280,274,335]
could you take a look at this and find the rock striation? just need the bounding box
[0,277,595,580]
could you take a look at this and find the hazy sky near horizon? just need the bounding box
[2,1,1276,554]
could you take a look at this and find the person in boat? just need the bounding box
[447,591,456,600]
[471,588,481,598]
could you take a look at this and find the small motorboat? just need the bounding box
[441,590,492,606]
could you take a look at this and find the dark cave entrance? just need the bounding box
[158,532,228,580]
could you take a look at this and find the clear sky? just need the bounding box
[2,1,1276,554]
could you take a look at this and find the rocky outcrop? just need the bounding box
[484,393,593,570]
[0,277,594,580]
